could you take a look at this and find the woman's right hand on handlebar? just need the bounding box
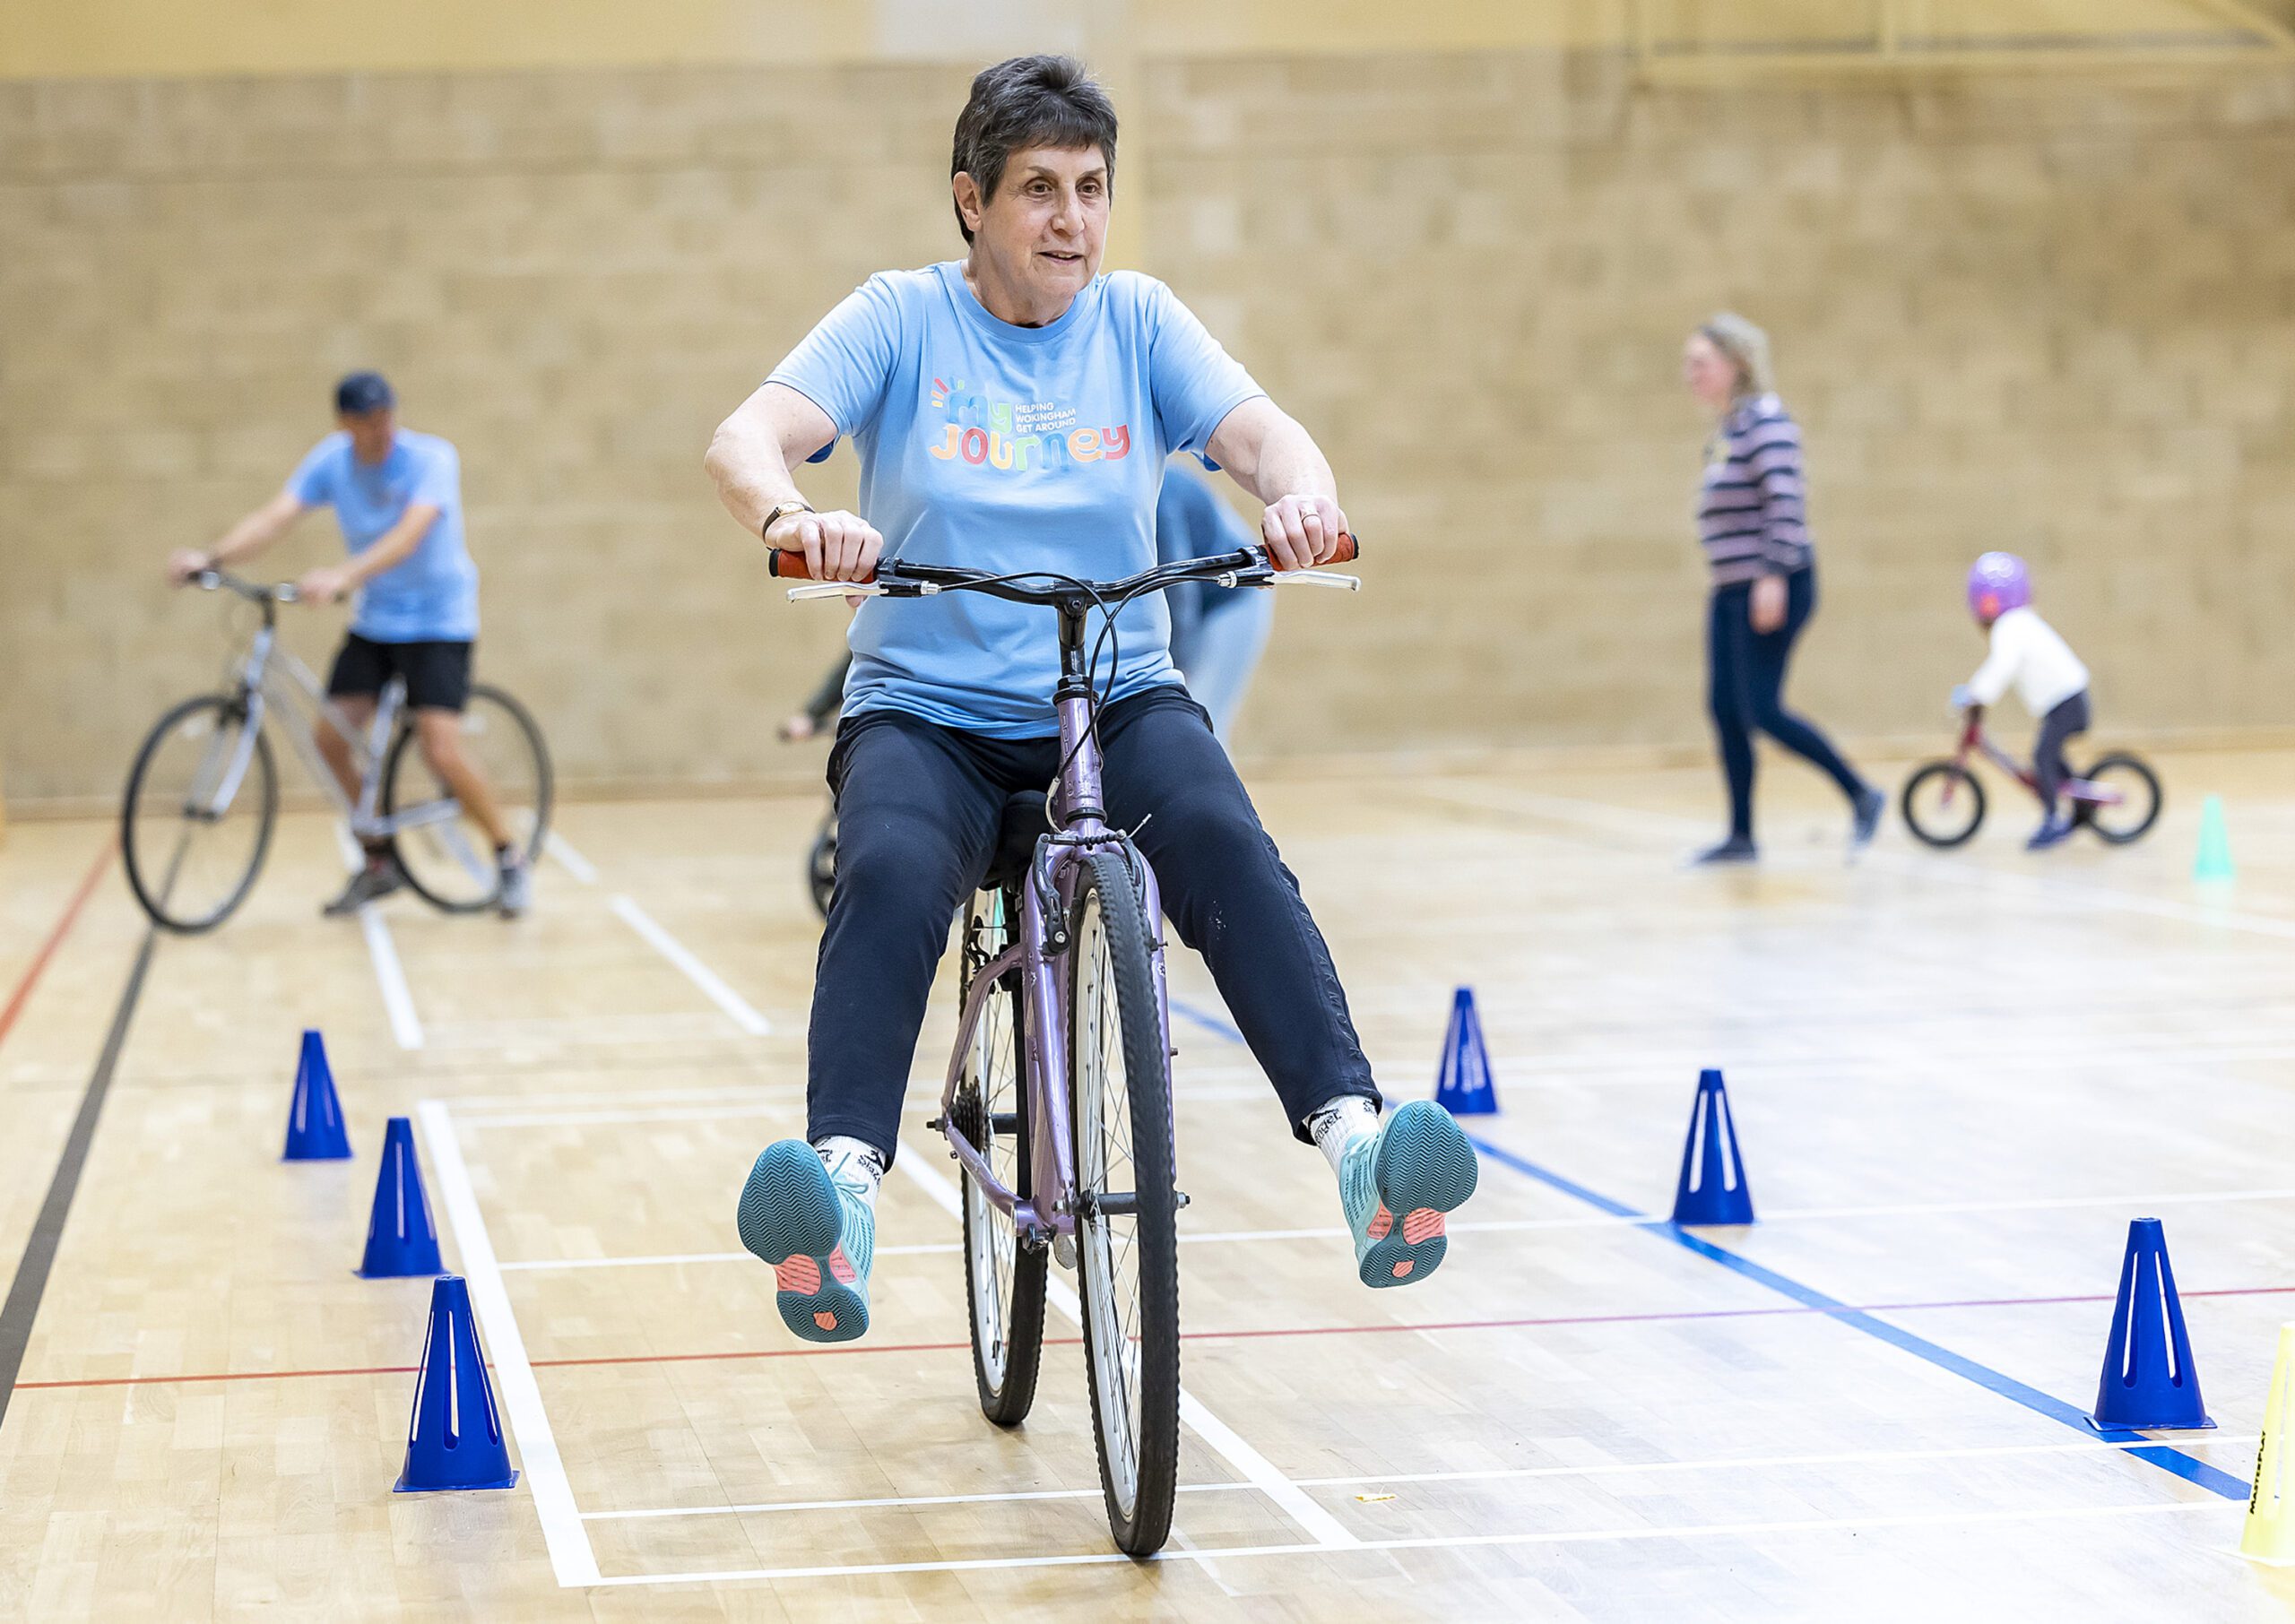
[166,549,213,587]
[767,508,883,583]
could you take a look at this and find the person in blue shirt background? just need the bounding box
[1156,457,1277,743]
[706,55,1477,1348]
[166,372,530,917]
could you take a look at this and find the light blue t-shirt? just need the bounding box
[768,262,1264,736]
[286,428,479,643]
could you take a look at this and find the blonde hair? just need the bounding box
[1696,312,1775,401]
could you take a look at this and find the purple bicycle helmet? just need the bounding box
[1967,552,2031,622]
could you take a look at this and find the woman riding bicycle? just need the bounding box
[704,54,1477,1344]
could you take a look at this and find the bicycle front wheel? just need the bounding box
[1901,761,1986,848]
[384,683,552,911]
[120,694,277,933]
[1067,850,1180,1557]
[807,814,837,920]
[957,885,1047,1427]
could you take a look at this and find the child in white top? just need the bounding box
[1953,552,2092,851]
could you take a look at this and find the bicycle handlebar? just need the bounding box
[191,568,301,604]
[767,531,1357,590]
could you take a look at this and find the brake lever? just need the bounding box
[785,580,937,601]
[1271,570,1361,592]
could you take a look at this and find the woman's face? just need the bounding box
[959,143,1109,314]
[1682,333,1740,412]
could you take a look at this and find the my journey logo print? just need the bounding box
[928,376,1130,471]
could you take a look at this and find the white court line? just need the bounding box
[893,1148,1362,1552]
[333,825,423,1050]
[576,1432,2264,1522]
[585,1496,2223,1586]
[1417,779,2295,943]
[608,894,772,1037]
[499,1241,956,1272]
[583,1482,1239,1521]
[488,1180,2295,1274]
[414,1100,601,1587]
[536,825,776,1037]
[455,1102,789,1130]
[544,830,599,885]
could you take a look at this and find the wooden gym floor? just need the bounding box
[2,747,2293,1620]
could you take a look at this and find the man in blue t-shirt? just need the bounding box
[167,372,531,917]
[706,56,1477,1352]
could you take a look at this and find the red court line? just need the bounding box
[0,838,116,1054]
[15,1283,2291,1394]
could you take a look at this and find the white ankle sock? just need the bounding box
[813,1135,885,1211]
[1303,1096,1381,1179]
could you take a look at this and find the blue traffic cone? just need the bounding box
[358,1117,444,1278]
[1671,1068,1754,1225]
[394,1275,518,1491]
[1433,987,1498,1116]
[2088,1217,2213,1431]
[282,1029,351,1161]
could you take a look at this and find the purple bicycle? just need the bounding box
[773,534,1359,1555]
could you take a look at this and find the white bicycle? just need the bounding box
[122,570,551,931]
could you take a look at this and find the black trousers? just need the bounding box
[2034,690,2091,814]
[811,687,1378,1164]
[1707,570,1865,841]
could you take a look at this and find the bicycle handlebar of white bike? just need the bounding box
[191,568,300,604]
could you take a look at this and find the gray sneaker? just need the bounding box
[496,857,533,919]
[323,860,404,917]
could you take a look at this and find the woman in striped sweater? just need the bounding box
[1683,315,1884,864]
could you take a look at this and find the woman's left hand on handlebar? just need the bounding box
[771,508,883,583]
[1260,494,1348,572]
[165,549,212,587]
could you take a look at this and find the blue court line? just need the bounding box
[1467,1135,2248,1502]
[1167,998,2245,1500]
[1169,997,1246,1045]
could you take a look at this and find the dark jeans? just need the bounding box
[2034,690,2091,815]
[1707,569,1865,841]
[811,687,1378,1165]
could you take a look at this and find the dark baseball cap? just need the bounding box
[334,370,395,415]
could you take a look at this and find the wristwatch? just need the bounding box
[761,499,814,541]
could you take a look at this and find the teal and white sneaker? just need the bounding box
[1338,1101,1480,1288]
[736,1140,875,1343]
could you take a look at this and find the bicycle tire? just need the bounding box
[384,682,553,913]
[120,694,278,934]
[807,816,837,920]
[1901,761,1986,849]
[1068,849,1180,1557]
[2075,752,2162,844]
[957,885,1048,1428]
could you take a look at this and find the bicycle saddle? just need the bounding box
[981,790,1047,890]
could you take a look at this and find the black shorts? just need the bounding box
[326,634,473,713]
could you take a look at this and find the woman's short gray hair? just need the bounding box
[1697,312,1776,400]
[950,55,1119,244]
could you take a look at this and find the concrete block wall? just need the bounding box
[4,51,2292,802]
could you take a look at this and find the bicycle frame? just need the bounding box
[934,600,1170,1251]
[191,575,463,842]
[1949,708,2120,809]
[783,542,1353,1256]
